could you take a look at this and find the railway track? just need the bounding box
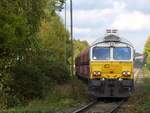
[71,99,126,113]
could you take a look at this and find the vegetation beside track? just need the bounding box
[0,0,89,112]
[118,68,150,113]
[2,78,89,113]
[137,68,150,113]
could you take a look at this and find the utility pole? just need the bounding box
[70,0,74,76]
[64,1,67,65]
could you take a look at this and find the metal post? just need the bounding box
[64,1,67,65]
[70,0,74,76]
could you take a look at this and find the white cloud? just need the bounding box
[73,9,114,27]
[112,11,150,31]
[60,0,150,52]
[73,27,92,34]
[72,0,114,10]
[61,1,128,28]
[113,1,126,11]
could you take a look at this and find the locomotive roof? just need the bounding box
[91,34,134,48]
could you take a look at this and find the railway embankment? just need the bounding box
[118,68,150,113]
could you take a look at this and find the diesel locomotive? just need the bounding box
[75,30,135,98]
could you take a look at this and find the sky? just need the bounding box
[60,0,150,52]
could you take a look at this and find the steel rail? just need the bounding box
[71,99,126,113]
[71,100,98,113]
[109,99,126,113]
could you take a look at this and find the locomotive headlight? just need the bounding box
[122,71,131,76]
[93,71,101,76]
[127,71,131,75]
[122,72,126,75]
[97,71,101,75]
[93,71,97,75]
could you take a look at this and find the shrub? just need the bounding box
[47,63,70,84]
[11,63,45,102]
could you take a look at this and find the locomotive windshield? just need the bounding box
[92,47,110,60]
[113,47,131,60]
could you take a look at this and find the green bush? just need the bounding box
[11,63,45,101]
[48,63,70,84]
[11,62,70,100]
[3,77,89,113]
[145,56,150,69]
[0,94,21,109]
[0,49,71,108]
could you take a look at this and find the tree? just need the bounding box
[0,0,68,108]
[144,36,150,69]
[38,15,70,62]
[73,40,89,60]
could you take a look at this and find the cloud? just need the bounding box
[113,1,126,10]
[120,31,149,52]
[72,0,150,11]
[124,0,150,14]
[73,27,92,34]
[73,27,102,43]
[60,0,150,52]
[61,1,128,28]
[73,9,114,28]
[112,11,150,31]
[72,1,129,28]
[72,0,114,10]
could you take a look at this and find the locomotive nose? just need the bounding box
[91,62,133,79]
[103,63,122,74]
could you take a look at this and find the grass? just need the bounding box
[137,67,150,113]
[1,78,89,113]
